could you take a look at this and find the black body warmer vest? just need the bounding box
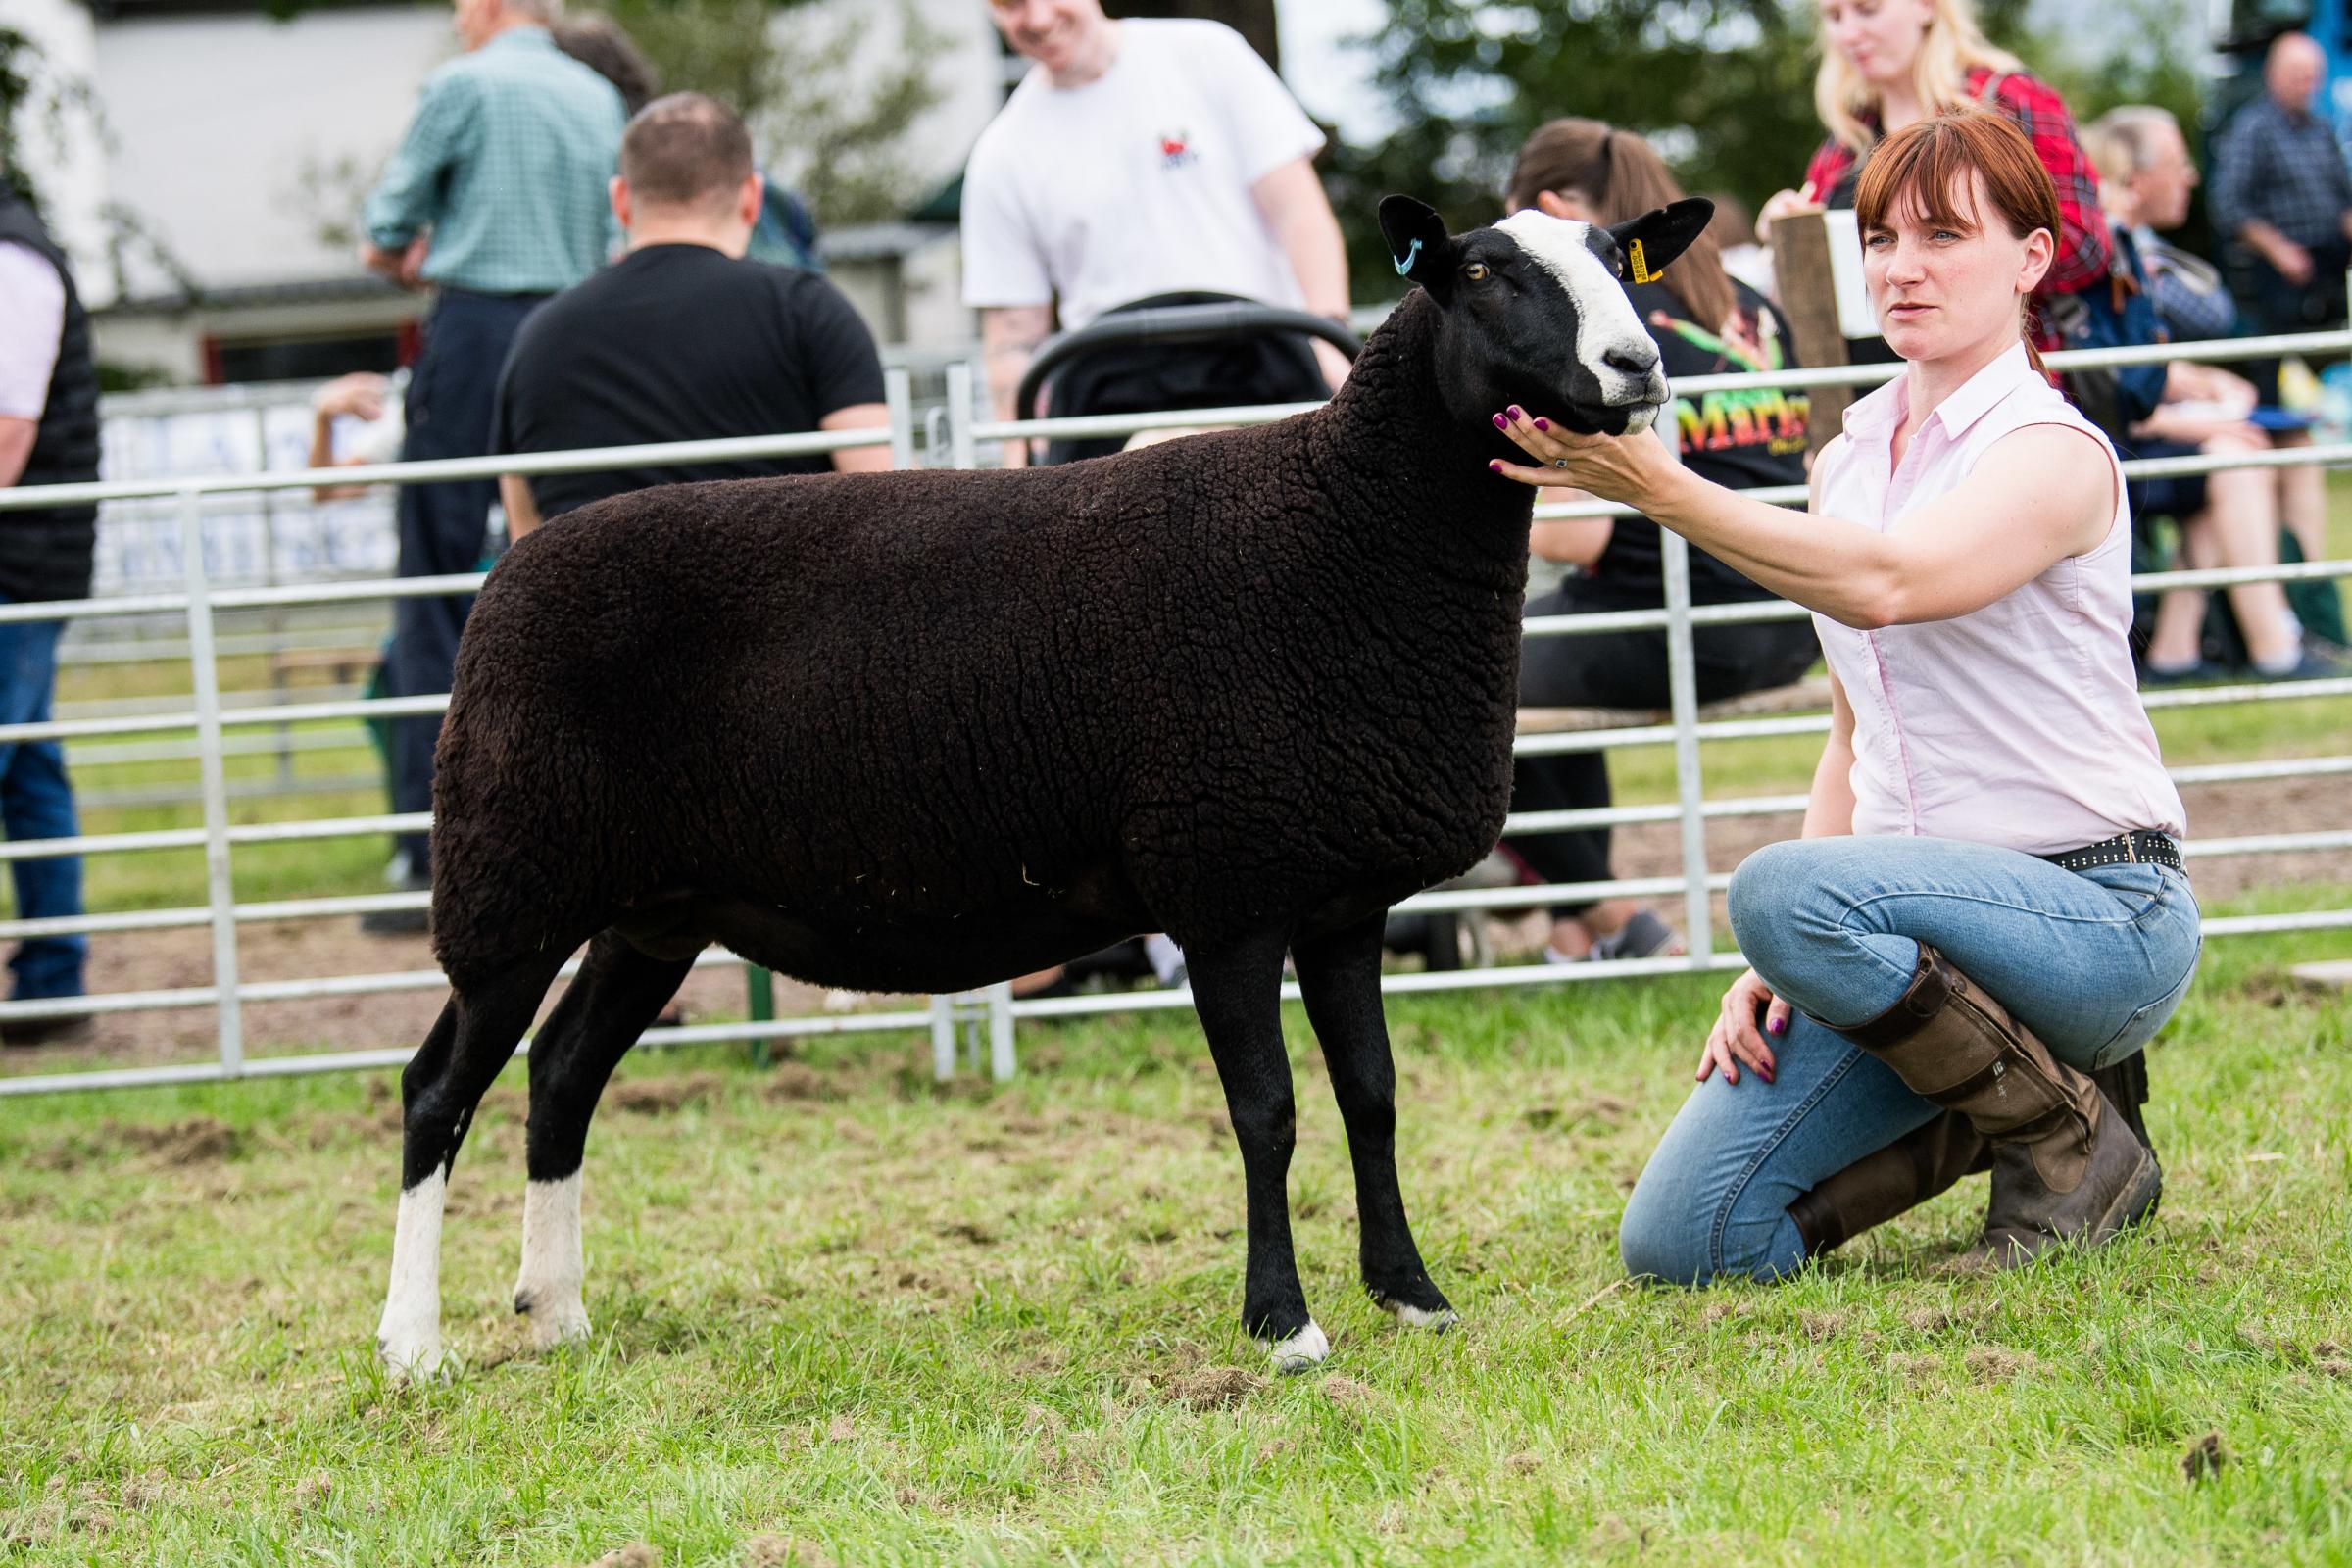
[0,186,100,605]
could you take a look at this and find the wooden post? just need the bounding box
[1770,211,1852,458]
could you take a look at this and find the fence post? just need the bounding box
[1656,426,1714,967]
[928,992,957,1082]
[179,487,246,1075]
[946,361,978,471]
[885,368,916,472]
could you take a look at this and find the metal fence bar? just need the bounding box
[4,329,2345,1097]
[179,489,245,1078]
[1657,460,1715,969]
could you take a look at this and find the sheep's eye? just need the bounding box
[1462,261,1491,282]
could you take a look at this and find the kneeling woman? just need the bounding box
[1493,110,2200,1280]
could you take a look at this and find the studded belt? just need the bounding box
[2039,830,2184,874]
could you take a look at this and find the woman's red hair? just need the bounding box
[1854,110,2063,368]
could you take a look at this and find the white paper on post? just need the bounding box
[1819,209,1879,340]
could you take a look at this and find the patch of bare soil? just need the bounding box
[1,917,895,1077]
[1165,1365,1265,1410]
[1502,770,2352,960]
[4,772,2340,1081]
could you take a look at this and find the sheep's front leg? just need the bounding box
[1187,928,1326,1372]
[1293,914,1456,1330]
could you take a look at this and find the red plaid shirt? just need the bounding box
[1801,68,2110,352]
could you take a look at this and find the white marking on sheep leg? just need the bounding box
[1266,1320,1331,1374]
[376,1169,450,1379]
[1384,1300,1461,1332]
[514,1172,591,1349]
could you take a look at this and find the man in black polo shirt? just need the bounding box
[489,91,890,536]
[0,179,99,1040]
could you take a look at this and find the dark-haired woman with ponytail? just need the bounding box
[1493,111,2197,1283]
[1501,120,1820,967]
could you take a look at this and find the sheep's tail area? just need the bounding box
[424,595,623,991]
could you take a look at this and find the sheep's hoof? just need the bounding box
[1379,1298,1461,1333]
[376,1325,451,1382]
[514,1286,591,1350]
[1264,1320,1331,1374]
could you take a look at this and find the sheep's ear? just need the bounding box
[1605,197,1714,285]
[1379,195,1458,298]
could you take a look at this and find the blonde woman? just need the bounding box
[1759,0,2110,356]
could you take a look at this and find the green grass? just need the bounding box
[2,895,2348,1566]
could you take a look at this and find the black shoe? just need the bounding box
[360,874,432,938]
[2254,643,2352,682]
[2,1010,95,1048]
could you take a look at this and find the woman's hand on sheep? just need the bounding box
[1487,407,1677,510]
[1700,967,1787,1087]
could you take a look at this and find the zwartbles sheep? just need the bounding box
[376,195,1715,1378]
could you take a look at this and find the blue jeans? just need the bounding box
[1619,835,2201,1285]
[0,602,84,1000]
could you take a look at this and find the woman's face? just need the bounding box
[1862,171,2051,364]
[1820,0,1936,90]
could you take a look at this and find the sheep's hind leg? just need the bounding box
[515,931,698,1350]
[1293,913,1457,1332]
[379,947,569,1378]
[1188,928,1327,1372]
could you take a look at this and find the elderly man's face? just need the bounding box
[2270,37,2327,113]
[2131,122,2197,232]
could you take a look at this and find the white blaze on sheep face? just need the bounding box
[514,1172,592,1350]
[377,1168,450,1379]
[1493,211,1670,431]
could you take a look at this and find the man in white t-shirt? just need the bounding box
[964,0,1351,466]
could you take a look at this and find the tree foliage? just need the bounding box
[1324,0,2205,292]
[593,0,952,227]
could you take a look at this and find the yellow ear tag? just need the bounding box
[1629,238,1662,285]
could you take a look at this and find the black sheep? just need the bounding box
[376,196,1715,1377]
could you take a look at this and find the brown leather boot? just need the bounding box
[1788,1110,1990,1257]
[1837,945,2163,1269]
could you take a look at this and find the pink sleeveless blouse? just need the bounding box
[1809,342,2186,854]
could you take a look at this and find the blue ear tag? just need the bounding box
[1393,237,1423,277]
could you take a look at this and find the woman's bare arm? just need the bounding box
[1493,416,2114,630]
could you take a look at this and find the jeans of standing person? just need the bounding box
[383,289,546,875]
[1506,580,1818,917]
[1618,834,2201,1286]
[0,600,84,1001]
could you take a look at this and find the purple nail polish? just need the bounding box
[1759,1066,1775,1084]
[1489,460,1502,471]
[1494,413,1508,429]
[1768,1016,1785,1035]
[1508,405,1524,418]
[1533,417,1550,431]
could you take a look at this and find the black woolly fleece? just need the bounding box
[427,289,1541,992]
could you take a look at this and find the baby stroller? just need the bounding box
[1014,296,1505,977]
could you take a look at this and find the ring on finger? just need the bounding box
[1554,458,1571,468]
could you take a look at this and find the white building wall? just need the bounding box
[90,7,454,297]
[3,0,115,303]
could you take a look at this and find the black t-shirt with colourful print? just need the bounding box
[1593,277,1809,603]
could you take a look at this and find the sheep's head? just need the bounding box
[1378,194,1714,437]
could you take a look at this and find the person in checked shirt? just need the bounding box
[2210,31,2352,406]
[356,0,625,932]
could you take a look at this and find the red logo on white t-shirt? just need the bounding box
[1158,131,1198,170]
